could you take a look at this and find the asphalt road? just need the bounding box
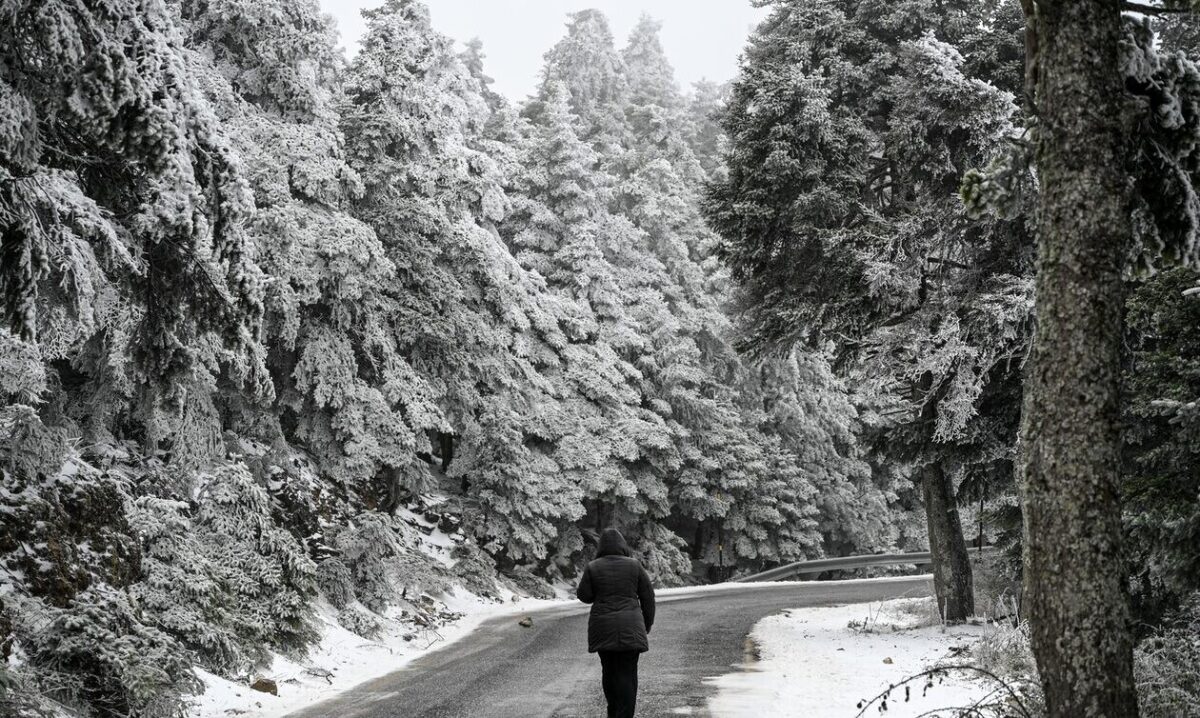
[287,577,931,718]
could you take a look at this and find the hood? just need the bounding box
[597,528,631,558]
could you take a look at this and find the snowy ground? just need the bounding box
[707,595,999,718]
[187,588,563,718]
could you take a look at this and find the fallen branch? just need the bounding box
[853,665,1034,718]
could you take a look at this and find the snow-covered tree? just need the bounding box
[1123,268,1200,620]
[0,0,268,439]
[504,81,678,565]
[534,10,630,156]
[614,17,838,568]
[342,1,591,564]
[973,10,1200,708]
[685,80,732,183]
[180,0,421,498]
[707,0,1032,619]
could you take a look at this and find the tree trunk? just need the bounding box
[923,460,974,622]
[1020,1,1139,715]
[439,432,455,473]
[915,373,974,622]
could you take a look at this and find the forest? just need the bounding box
[0,0,1198,716]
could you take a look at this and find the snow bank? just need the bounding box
[187,588,564,718]
[707,597,998,717]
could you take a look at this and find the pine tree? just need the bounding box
[1123,268,1200,620]
[1016,0,1139,712]
[685,80,732,182]
[707,0,1031,619]
[0,0,268,438]
[535,10,630,156]
[504,80,678,567]
[1000,2,1200,712]
[615,17,838,569]
[0,0,282,711]
[181,0,420,494]
[343,1,590,563]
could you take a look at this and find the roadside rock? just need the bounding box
[250,678,278,696]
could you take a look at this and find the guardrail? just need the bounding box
[737,546,998,583]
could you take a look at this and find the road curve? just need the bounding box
[287,576,931,718]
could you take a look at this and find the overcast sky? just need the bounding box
[318,0,768,100]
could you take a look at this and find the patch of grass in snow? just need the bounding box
[972,552,1022,622]
[971,619,1035,680]
[846,588,945,634]
[964,620,1045,717]
[888,595,947,628]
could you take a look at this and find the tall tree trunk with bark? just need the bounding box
[922,461,974,621]
[916,373,975,622]
[1020,0,1139,715]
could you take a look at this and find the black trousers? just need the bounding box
[598,650,640,718]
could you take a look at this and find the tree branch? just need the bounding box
[1122,1,1194,14]
[853,666,1035,718]
[927,256,973,271]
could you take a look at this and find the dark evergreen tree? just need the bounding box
[707,0,1032,620]
[1124,269,1200,622]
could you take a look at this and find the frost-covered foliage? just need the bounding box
[1121,16,1200,275]
[336,605,382,640]
[333,513,412,612]
[537,10,631,154]
[315,559,356,610]
[754,350,893,555]
[968,11,1200,277]
[132,463,317,675]
[0,448,196,717]
[707,0,1033,600]
[960,9,1200,623]
[13,586,199,718]
[1116,14,1200,624]
[0,0,266,398]
[506,11,879,572]
[0,662,58,718]
[711,0,1030,439]
[341,0,587,563]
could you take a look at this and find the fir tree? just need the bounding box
[504,80,677,565]
[0,0,269,438]
[535,10,630,156]
[615,16,837,568]
[343,1,589,563]
[707,0,1031,619]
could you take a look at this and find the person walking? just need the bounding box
[576,528,656,718]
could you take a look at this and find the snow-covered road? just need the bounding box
[273,575,946,718]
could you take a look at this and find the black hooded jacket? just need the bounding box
[576,529,656,653]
